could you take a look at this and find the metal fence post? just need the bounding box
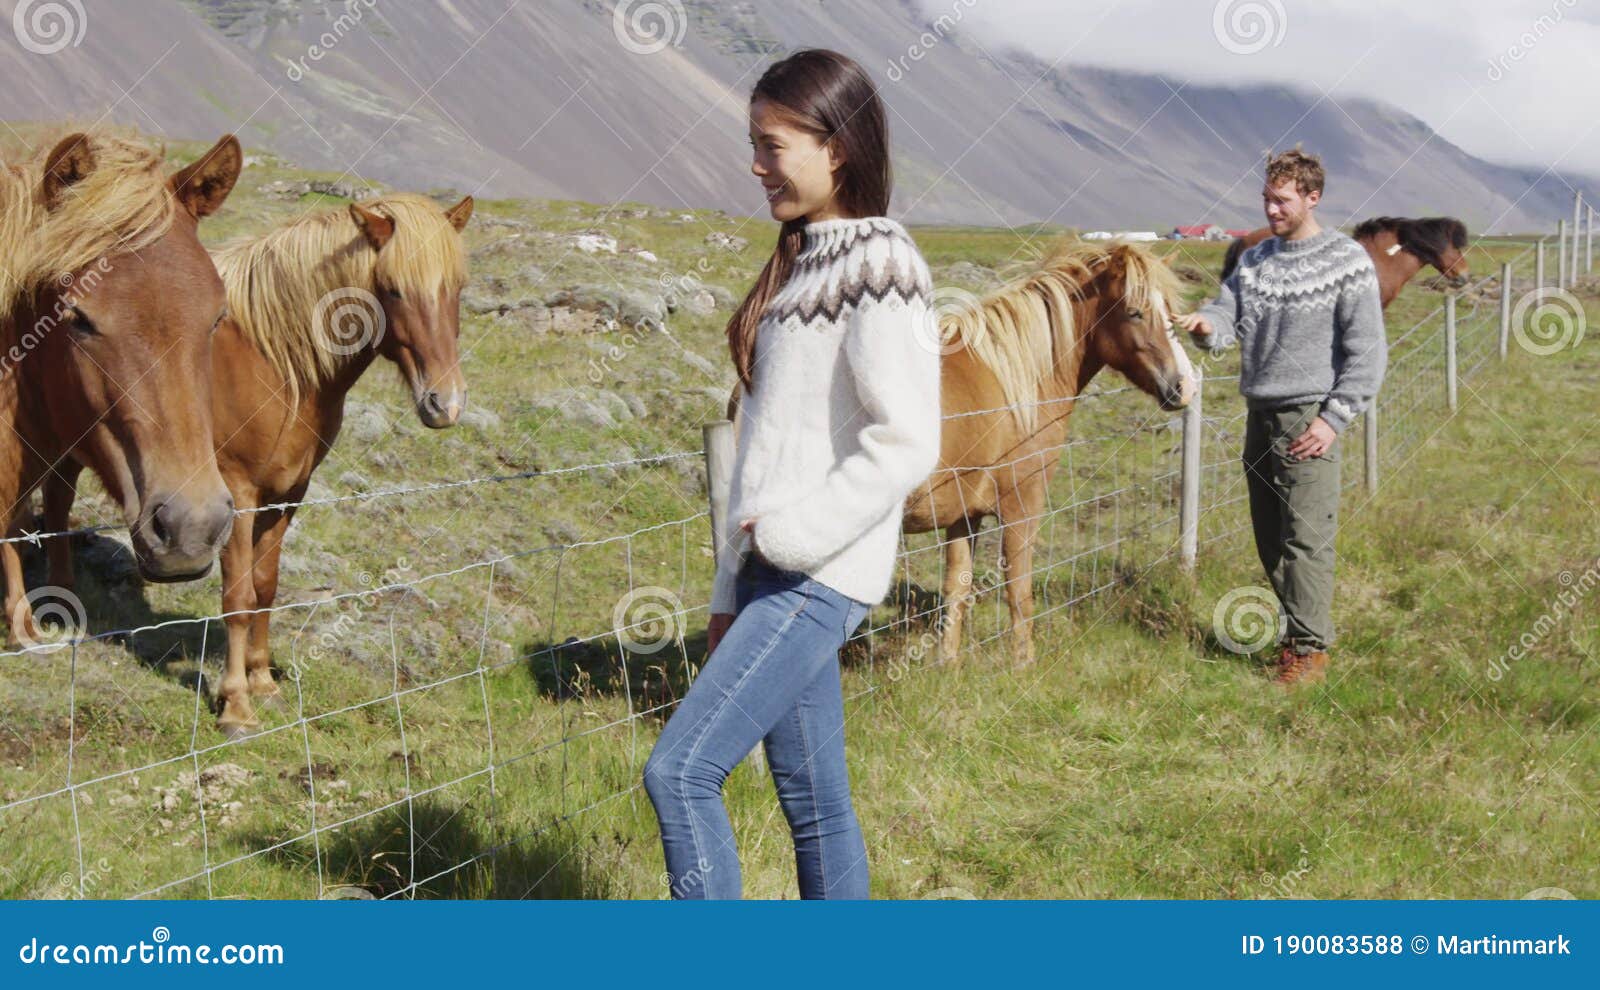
[702,419,735,581]
[1558,219,1568,292]
[1445,293,1458,413]
[1499,262,1512,361]
[1588,204,1594,275]
[1363,404,1378,494]
[1179,378,1201,570]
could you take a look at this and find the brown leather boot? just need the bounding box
[1273,647,1329,687]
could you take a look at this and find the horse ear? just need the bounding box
[170,134,242,219]
[40,133,96,210]
[445,195,474,233]
[349,203,394,250]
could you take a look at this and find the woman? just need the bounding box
[642,49,941,900]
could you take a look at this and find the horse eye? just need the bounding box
[1127,308,1143,320]
[68,307,97,337]
[386,287,402,301]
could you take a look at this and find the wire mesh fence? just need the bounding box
[0,230,1573,900]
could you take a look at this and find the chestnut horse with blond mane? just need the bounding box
[45,193,474,736]
[1,129,241,645]
[1221,216,1470,308]
[901,240,1197,666]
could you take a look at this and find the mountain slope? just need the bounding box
[0,0,1586,232]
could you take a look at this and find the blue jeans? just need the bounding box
[643,555,872,899]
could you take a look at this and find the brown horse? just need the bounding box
[1,129,241,645]
[45,193,474,736]
[901,241,1197,667]
[1220,216,1470,308]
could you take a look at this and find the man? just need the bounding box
[1176,147,1386,687]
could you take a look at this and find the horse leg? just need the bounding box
[999,483,1044,669]
[42,462,82,591]
[245,508,293,707]
[2,523,40,648]
[938,515,981,667]
[217,498,260,738]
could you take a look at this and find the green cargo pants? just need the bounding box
[1243,401,1341,653]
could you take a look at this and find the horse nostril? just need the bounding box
[151,502,172,547]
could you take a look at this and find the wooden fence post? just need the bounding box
[1536,237,1546,295]
[1445,293,1458,413]
[1363,404,1379,495]
[1498,262,1512,361]
[1179,378,1201,570]
[1558,220,1568,292]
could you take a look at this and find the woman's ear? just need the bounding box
[827,139,846,173]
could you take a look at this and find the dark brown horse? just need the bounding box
[1220,216,1470,308]
[46,194,473,736]
[1,130,241,645]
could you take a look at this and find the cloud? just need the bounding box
[922,0,1597,176]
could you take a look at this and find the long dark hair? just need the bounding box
[726,48,892,391]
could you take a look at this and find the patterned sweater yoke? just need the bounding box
[710,216,942,614]
[1195,226,1387,435]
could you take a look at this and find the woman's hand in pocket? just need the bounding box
[707,613,735,657]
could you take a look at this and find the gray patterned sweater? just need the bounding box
[1195,227,1386,434]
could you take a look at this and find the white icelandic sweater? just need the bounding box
[710,216,942,614]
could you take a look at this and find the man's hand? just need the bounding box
[707,613,735,657]
[1175,312,1212,338]
[1287,416,1337,461]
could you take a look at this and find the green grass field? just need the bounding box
[0,133,1594,899]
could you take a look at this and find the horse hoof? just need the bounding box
[218,719,262,741]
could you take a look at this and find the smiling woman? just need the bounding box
[0,127,241,644]
[641,49,942,901]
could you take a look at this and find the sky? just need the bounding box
[923,0,1599,178]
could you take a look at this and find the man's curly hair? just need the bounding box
[1265,145,1325,196]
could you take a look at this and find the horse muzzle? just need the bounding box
[132,491,235,582]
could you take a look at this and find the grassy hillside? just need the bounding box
[0,134,1593,899]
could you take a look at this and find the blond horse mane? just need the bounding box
[0,127,177,327]
[939,239,1186,431]
[213,193,468,393]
